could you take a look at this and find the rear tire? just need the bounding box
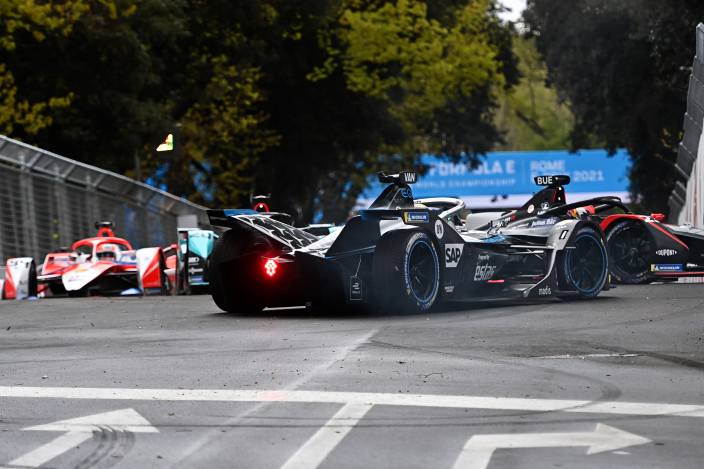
[209,229,265,314]
[606,220,652,284]
[558,226,608,299]
[372,231,441,313]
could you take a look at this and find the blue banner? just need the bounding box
[359,149,631,208]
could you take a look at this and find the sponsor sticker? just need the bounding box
[527,204,535,214]
[444,285,455,294]
[402,172,417,184]
[188,256,200,264]
[445,244,464,268]
[655,249,677,257]
[651,264,683,272]
[350,276,363,301]
[530,217,559,228]
[473,254,496,281]
[403,211,429,224]
[434,220,444,239]
[538,285,552,296]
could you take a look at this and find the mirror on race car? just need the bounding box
[534,175,571,187]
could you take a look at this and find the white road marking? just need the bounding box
[25,407,159,433]
[7,432,92,468]
[5,408,157,468]
[280,403,372,469]
[452,424,651,469]
[535,353,639,359]
[173,328,379,464]
[2,386,704,417]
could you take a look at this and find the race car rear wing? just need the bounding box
[207,209,319,251]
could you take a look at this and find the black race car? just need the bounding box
[463,175,704,284]
[206,172,611,314]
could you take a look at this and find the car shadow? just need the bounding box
[207,295,617,321]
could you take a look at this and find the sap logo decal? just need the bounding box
[188,256,200,264]
[655,249,677,257]
[445,244,464,268]
[538,285,552,296]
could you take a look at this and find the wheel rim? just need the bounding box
[567,233,606,294]
[610,225,650,276]
[408,240,438,302]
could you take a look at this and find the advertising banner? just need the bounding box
[359,149,631,209]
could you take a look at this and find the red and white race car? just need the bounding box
[2,222,169,299]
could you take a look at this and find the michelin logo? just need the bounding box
[403,212,429,223]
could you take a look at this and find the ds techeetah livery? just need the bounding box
[207,172,611,314]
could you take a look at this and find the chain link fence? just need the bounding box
[0,135,208,263]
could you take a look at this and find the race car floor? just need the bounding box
[0,284,703,468]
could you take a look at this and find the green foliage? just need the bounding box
[0,0,88,135]
[494,36,574,151]
[337,0,503,137]
[525,0,704,212]
[1,0,518,222]
[181,60,280,206]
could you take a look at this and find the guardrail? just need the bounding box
[670,23,704,227]
[0,134,208,262]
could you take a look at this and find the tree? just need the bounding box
[4,0,186,173]
[494,36,574,151]
[0,0,87,135]
[2,0,517,224]
[524,0,704,212]
[279,0,518,222]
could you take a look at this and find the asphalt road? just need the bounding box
[0,284,703,468]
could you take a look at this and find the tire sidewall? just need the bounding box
[401,231,440,311]
[563,227,608,298]
[606,220,650,284]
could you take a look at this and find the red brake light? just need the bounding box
[264,258,278,277]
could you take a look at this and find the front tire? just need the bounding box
[372,231,441,313]
[558,226,608,299]
[606,220,652,284]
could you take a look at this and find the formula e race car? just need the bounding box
[598,212,704,283]
[206,172,610,314]
[2,222,169,299]
[464,175,704,284]
[172,228,218,294]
